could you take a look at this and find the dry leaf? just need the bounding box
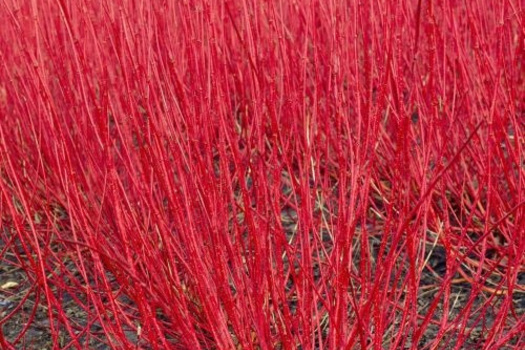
[1,281,19,289]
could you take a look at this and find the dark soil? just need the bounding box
[0,233,143,350]
[1,229,524,349]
